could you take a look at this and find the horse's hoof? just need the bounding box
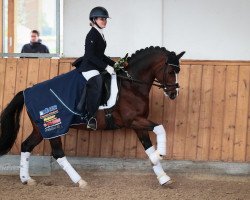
[162,179,173,185]
[161,179,175,188]
[78,179,87,189]
[158,174,172,186]
[27,178,37,186]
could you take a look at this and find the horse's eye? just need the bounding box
[169,71,175,75]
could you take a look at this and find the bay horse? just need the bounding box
[0,46,185,188]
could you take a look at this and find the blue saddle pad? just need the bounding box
[23,69,87,139]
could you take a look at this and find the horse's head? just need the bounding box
[154,51,185,99]
[126,47,185,99]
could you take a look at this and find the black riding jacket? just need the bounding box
[73,27,115,72]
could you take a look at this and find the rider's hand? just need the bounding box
[105,65,115,75]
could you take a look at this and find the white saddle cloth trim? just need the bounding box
[82,70,99,81]
[99,74,118,110]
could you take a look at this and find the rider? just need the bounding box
[74,6,116,130]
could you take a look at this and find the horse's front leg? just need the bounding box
[135,129,171,185]
[131,117,167,156]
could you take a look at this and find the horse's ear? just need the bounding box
[123,53,128,60]
[177,51,185,59]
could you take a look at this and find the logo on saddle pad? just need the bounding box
[39,105,62,132]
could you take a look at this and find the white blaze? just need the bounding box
[175,73,179,96]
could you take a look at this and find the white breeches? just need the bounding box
[82,70,100,81]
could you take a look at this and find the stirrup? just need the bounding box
[87,117,97,130]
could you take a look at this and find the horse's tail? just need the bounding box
[0,91,24,156]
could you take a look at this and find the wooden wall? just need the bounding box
[0,58,249,162]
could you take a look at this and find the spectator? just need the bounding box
[21,30,50,54]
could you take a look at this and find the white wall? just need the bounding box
[63,0,250,60]
[163,0,250,60]
[63,0,163,58]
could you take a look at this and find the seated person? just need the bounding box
[21,30,50,54]
[73,7,116,130]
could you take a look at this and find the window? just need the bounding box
[0,0,62,57]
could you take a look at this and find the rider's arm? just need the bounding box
[72,56,84,68]
[103,55,115,67]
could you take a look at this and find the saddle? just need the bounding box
[76,72,111,112]
[73,53,129,113]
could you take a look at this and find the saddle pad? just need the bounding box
[23,69,87,139]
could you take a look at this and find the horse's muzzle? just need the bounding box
[169,92,177,99]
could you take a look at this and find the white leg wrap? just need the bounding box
[153,162,171,185]
[153,125,167,156]
[145,145,162,165]
[20,152,31,183]
[57,156,81,183]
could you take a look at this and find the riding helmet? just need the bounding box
[89,6,110,20]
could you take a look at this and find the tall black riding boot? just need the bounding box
[85,74,103,130]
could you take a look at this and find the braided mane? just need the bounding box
[127,46,172,65]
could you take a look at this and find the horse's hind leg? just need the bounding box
[49,136,87,188]
[135,130,172,186]
[20,129,43,185]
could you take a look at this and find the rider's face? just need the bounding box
[95,17,107,28]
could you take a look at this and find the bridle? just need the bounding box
[116,60,180,93]
[154,62,180,93]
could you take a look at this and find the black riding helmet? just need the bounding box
[89,6,110,21]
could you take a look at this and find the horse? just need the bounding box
[0,46,185,188]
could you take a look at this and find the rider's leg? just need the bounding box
[50,136,87,188]
[81,70,103,130]
[85,74,103,130]
[77,70,100,113]
[135,130,171,185]
[20,130,43,185]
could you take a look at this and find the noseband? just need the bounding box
[154,62,180,93]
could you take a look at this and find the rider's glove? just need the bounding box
[105,65,115,75]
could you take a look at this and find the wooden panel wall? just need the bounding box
[0,58,249,162]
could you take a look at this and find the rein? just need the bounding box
[116,63,180,92]
[116,74,163,88]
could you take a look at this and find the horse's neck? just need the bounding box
[121,65,155,96]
